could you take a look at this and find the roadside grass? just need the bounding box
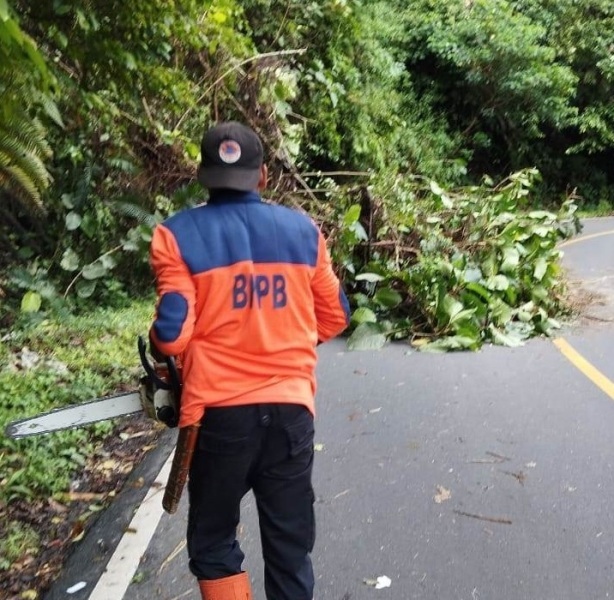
[0,298,155,572]
[577,199,613,218]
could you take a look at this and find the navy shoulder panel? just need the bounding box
[164,202,319,274]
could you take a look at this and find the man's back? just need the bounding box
[150,190,349,426]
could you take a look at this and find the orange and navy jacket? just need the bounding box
[149,190,350,427]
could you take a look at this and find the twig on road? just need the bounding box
[453,510,512,525]
[500,470,526,486]
[158,540,187,575]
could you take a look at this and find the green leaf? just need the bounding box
[489,325,525,348]
[21,291,41,313]
[500,247,519,273]
[450,308,477,326]
[532,226,551,238]
[211,10,227,24]
[528,210,556,220]
[350,221,369,241]
[420,335,478,353]
[373,287,402,308]
[353,293,370,307]
[82,261,107,280]
[40,93,64,128]
[65,212,82,231]
[60,248,80,272]
[429,180,452,207]
[185,142,200,160]
[441,294,475,325]
[343,204,361,226]
[351,307,377,325]
[491,300,513,325]
[124,52,137,70]
[481,253,498,277]
[533,257,547,281]
[76,280,96,298]
[485,275,510,291]
[61,194,74,209]
[347,322,387,351]
[355,272,385,283]
[464,282,492,302]
[429,180,443,196]
[100,254,116,269]
[463,266,483,283]
[0,0,8,19]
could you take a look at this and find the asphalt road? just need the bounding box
[45,219,614,600]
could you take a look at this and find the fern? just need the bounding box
[110,200,158,227]
[0,116,52,215]
[0,61,54,217]
[0,140,51,192]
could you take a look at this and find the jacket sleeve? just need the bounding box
[149,224,196,357]
[311,230,350,343]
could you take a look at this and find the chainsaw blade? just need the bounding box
[5,391,143,439]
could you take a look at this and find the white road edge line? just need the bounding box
[87,450,175,600]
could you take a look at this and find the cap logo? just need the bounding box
[218,140,241,164]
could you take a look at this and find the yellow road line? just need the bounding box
[559,229,614,248]
[553,338,614,401]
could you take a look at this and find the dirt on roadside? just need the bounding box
[0,416,165,600]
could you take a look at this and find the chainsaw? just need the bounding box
[4,336,196,514]
[5,336,181,438]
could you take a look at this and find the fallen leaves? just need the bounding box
[66,492,106,502]
[69,521,85,543]
[433,485,451,504]
[47,498,68,514]
[0,416,162,597]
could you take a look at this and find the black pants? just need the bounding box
[187,403,316,600]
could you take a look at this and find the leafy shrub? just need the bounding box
[334,168,580,351]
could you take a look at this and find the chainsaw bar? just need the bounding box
[5,391,143,439]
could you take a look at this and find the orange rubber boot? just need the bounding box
[198,572,252,600]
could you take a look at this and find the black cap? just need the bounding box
[197,122,263,191]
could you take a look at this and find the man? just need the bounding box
[149,121,349,600]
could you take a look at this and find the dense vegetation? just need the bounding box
[1,0,611,589]
[3,0,611,345]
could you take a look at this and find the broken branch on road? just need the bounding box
[453,510,512,525]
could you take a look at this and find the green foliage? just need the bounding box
[0,2,57,216]
[0,0,608,334]
[0,111,52,214]
[0,521,39,571]
[0,300,153,506]
[395,0,578,170]
[338,168,579,351]
[515,0,614,154]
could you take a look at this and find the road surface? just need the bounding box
[45,218,614,600]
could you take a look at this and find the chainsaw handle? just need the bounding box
[166,354,182,414]
[138,336,181,390]
[138,336,182,428]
